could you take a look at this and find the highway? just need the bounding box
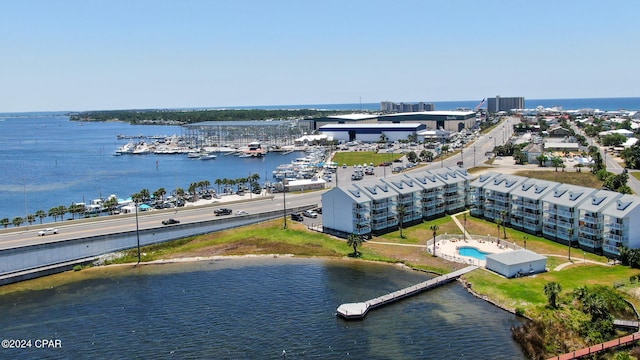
[0,191,321,251]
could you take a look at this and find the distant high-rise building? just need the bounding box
[380,101,435,113]
[487,96,524,113]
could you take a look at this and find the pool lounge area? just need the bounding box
[428,234,520,267]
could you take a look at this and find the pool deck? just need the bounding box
[336,265,478,320]
[434,236,515,267]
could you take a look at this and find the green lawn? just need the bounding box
[464,263,640,317]
[332,151,403,166]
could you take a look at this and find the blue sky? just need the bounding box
[1,0,639,112]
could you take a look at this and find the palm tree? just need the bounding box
[175,187,185,199]
[48,207,60,222]
[188,182,198,200]
[12,217,24,227]
[430,224,439,256]
[153,187,166,202]
[139,188,150,202]
[544,281,562,309]
[35,210,47,224]
[397,204,407,238]
[214,178,222,193]
[103,197,119,214]
[27,214,36,225]
[69,203,86,219]
[500,210,508,239]
[57,205,68,221]
[1,218,10,228]
[346,233,364,257]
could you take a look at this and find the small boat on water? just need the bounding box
[199,153,217,160]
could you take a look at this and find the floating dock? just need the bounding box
[336,266,477,320]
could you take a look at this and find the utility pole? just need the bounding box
[283,188,287,229]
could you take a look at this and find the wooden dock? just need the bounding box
[548,332,640,360]
[336,266,478,320]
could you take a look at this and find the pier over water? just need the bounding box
[336,266,478,320]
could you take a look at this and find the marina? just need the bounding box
[0,116,329,222]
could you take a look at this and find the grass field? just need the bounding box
[513,169,604,188]
[332,151,403,166]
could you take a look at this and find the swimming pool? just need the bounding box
[458,246,491,260]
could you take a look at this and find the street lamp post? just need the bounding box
[135,200,141,264]
[283,188,287,229]
[473,145,476,167]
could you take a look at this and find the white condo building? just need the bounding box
[322,167,470,238]
[323,169,640,257]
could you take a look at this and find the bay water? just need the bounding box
[0,258,526,359]
[0,115,305,222]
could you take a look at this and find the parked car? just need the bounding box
[38,227,58,236]
[214,208,233,216]
[291,213,304,221]
[315,207,322,214]
[303,210,318,218]
[162,218,180,225]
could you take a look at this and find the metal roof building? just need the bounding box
[319,123,426,143]
[485,250,547,278]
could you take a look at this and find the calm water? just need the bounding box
[0,115,306,221]
[0,258,525,359]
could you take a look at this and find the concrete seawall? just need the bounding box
[0,206,315,285]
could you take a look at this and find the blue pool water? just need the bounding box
[458,246,491,260]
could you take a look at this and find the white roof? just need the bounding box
[326,114,378,120]
[486,250,546,266]
[384,110,476,117]
[319,123,424,129]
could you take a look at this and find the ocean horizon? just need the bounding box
[1,96,639,115]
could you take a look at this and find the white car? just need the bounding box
[303,210,318,218]
[38,228,58,236]
[235,210,249,216]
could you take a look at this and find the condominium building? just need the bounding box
[602,195,640,257]
[487,96,524,113]
[541,184,596,245]
[322,169,640,258]
[321,167,469,238]
[508,178,557,235]
[577,190,621,253]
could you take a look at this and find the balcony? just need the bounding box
[578,238,600,248]
[579,227,599,236]
[371,202,388,210]
[608,222,624,230]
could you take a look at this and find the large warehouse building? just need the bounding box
[318,123,426,143]
[312,111,477,132]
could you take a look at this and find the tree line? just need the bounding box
[69,109,355,125]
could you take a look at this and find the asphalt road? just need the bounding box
[0,192,322,251]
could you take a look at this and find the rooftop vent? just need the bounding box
[617,200,633,211]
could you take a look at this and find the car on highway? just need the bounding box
[214,208,233,216]
[162,218,180,225]
[38,227,58,236]
[235,210,249,216]
[291,213,304,222]
[303,210,318,218]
